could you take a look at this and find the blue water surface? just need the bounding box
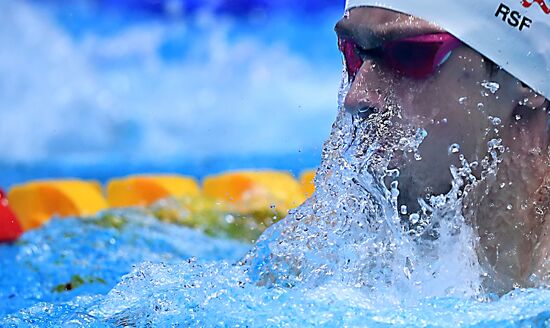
[1,214,549,327]
[0,211,250,318]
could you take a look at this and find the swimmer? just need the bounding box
[245,1,549,296]
[336,2,549,292]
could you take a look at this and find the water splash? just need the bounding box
[5,261,549,327]
[243,72,485,302]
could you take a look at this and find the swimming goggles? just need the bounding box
[338,33,462,81]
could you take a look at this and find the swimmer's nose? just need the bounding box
[344,59,388,116]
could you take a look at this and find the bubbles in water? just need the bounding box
[458,97,468,104]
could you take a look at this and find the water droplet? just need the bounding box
[224,214,235,224]
[400,205,408,215]
[403,266,412,280]
[458,97,468,104]
[481,81,500,94]
[418,128,428,139]
[448,143,460,155]
[409,213,420,225]
[515,115,521,121]
[506,204,513,210]
[488,116,501,126]
[387,169,400,179]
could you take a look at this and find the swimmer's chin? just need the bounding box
[386,157,455,213]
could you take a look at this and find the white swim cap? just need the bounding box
[345,0,550,100]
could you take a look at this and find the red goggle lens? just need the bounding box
[338,37,364,81]
[338,33,461,81]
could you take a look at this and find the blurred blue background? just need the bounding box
[0,0,344,187]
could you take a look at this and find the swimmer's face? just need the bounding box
[335,7,549,211]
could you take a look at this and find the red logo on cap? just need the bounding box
[522,0,550,14]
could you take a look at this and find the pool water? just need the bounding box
[0,215,548,327]
[0,210,250,319]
